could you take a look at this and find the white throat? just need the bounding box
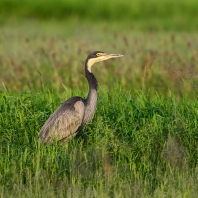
[87,59,95,73]
[87,57,105,73]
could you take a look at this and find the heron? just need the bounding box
[38,51,123,144]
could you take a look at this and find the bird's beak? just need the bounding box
[102,53,123,60]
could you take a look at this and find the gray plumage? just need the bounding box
[39,97,85,143]
[38,51,123,144]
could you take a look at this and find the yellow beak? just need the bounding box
[101,53,123,60]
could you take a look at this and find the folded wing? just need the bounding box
[38,97,85,144]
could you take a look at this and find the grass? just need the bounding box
[0,0,198,31]
[0,9,198,197]
[1,20,198,98]
[0,87,198,197]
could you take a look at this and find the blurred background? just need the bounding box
[0,0,198,97]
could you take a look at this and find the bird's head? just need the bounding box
[86,51,123,73]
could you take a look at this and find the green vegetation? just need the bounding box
[0,0,198,197]
[1,21,198,97]
[0,88,198,197]
[0,0,198,31]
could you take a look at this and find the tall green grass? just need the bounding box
[1,21,198,97]
[0,0,198,30]
[0,15,198,197]
[0,87,198,197]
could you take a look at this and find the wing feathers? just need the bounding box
[39,98,85,143]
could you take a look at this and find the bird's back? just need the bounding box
[38,96,85,144]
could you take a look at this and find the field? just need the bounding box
[0,0,198,197]
[1,0,198,31]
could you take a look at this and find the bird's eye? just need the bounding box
[96,53,101,57]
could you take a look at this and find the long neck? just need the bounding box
[85,68,98,95]
[83,61,98,123]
